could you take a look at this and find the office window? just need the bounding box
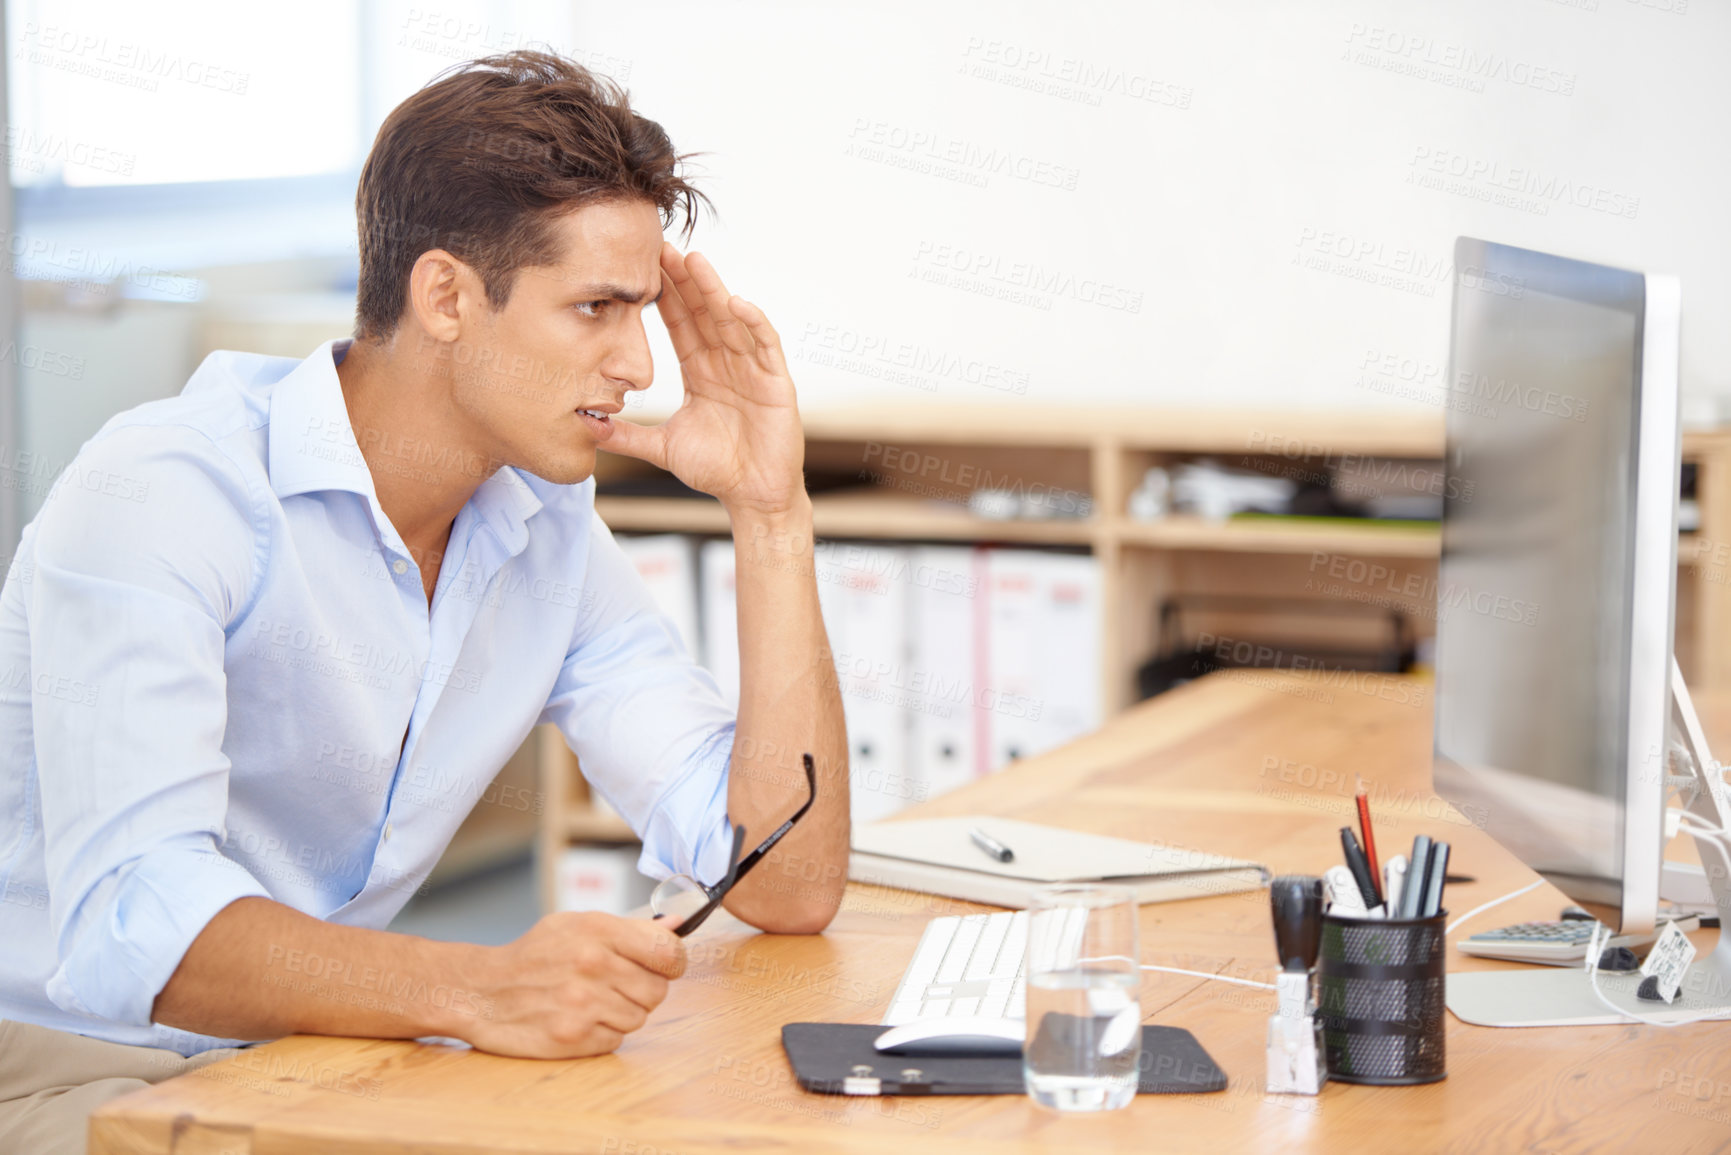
[7,0,364,188]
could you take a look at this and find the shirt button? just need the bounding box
[392,559,408,576]
[383,822,392,841]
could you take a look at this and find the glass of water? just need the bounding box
[1023,883,1142,1112]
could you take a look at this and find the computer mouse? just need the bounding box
[873,1017,1025,1056]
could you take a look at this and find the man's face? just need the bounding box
[445,197,663,485]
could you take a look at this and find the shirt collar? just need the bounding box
[267,338,377,502]
[468,464,544,555]
[267,338,545,550]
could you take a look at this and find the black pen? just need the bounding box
[1423,842,1450,917]
[1340,827,1383,912]
[969,827,1014,863]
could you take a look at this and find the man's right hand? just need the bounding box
[154,899,688,1059]
[461,911,688,1059]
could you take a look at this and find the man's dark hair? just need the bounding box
[353,50,708,340]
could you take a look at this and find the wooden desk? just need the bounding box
[92,672,1731,1153]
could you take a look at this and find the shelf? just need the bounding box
[1114,514,1440,557]
[597,494,1450,555]
[617,407,1725,464]
[566,808,637,843]
[594,495,732,534]
[799,404,1448,457]
[596,490,1100,545]
[810,490,1097,543]
[426,826,535,887]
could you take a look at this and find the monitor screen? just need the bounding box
[1433,239,1665,920]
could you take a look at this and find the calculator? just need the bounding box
[1458,914,1699,966]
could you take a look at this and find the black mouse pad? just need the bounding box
[781,1022,1227,1096]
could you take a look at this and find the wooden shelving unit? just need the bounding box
[1679,429,1731,688]
[1111,514,1439,557]
[533,407,1731,911]
[596,489,1102,545]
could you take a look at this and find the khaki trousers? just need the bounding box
[0,1019,239,1155]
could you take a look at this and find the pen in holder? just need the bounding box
[1316,910,1448,1085]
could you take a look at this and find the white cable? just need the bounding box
[1674,811,1731,891]
[1576,812,1731,1028]
[1675,815,1731,937]
[1672,804,1726,829]
[1138,964,1277,991]
[1444,878,1545,938]
[1076,952,1280,991]
[1676,809,1728,837]
[1130,818,1729,1009]
[1578,923,1728,1028]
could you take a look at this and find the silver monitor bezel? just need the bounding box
[1434,238,1679,936]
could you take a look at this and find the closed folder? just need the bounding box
[849,816,1269,908]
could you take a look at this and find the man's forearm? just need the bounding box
[156,896,688,1059]
[723,495,850,932]
[153,896,490,1043]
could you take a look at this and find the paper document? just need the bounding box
[851,816,1268,908]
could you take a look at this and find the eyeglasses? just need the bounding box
[650,752,816,937]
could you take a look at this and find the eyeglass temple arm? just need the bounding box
[729,754,818,882]
[705,822,748,898]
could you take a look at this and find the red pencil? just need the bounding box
[1355,776,1380,879]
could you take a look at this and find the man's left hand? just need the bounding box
[603,244,806,519]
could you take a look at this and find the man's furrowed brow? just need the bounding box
[573,281,660,305]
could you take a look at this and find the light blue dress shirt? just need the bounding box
[0,339,738,1055]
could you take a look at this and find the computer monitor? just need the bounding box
[1433,238,1731,1027]
[1433,237,1676,934]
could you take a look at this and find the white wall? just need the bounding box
[561,0,1728,419]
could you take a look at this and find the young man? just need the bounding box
[0,50,848,1151]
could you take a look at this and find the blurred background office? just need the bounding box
[6,0,1725,941]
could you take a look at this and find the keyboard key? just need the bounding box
[978,978,1018,1019]
[967,912,1012,980]
[885,1000,922,1026]
[882,910,1036,1026]
[937,916,987,983]
[888,918,955,1009]
[1002,913,1029,975]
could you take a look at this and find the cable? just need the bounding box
[1081,952,1279,990]
[1138,964,1276,991]
[1444,878,1545,938]
[1674,811,1731,892]
[1137,880,1566,987]
[1676,809,1728,838]
[1674,813,1731,933]
[1575,811,1731,1028]
[1579,922,1731,1029]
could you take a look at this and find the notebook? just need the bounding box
[849,816,1268,908]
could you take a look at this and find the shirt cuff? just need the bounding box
[46,840,271,1027]
[636,724,736,884]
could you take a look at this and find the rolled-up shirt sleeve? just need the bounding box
[539,513,737,884]
[28,424,271,1026]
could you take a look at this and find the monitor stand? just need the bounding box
[1447,660,1731,1028]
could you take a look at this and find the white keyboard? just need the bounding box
[882,909,1088,1025]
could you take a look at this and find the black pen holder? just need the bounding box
[1316,911,1447,1085]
